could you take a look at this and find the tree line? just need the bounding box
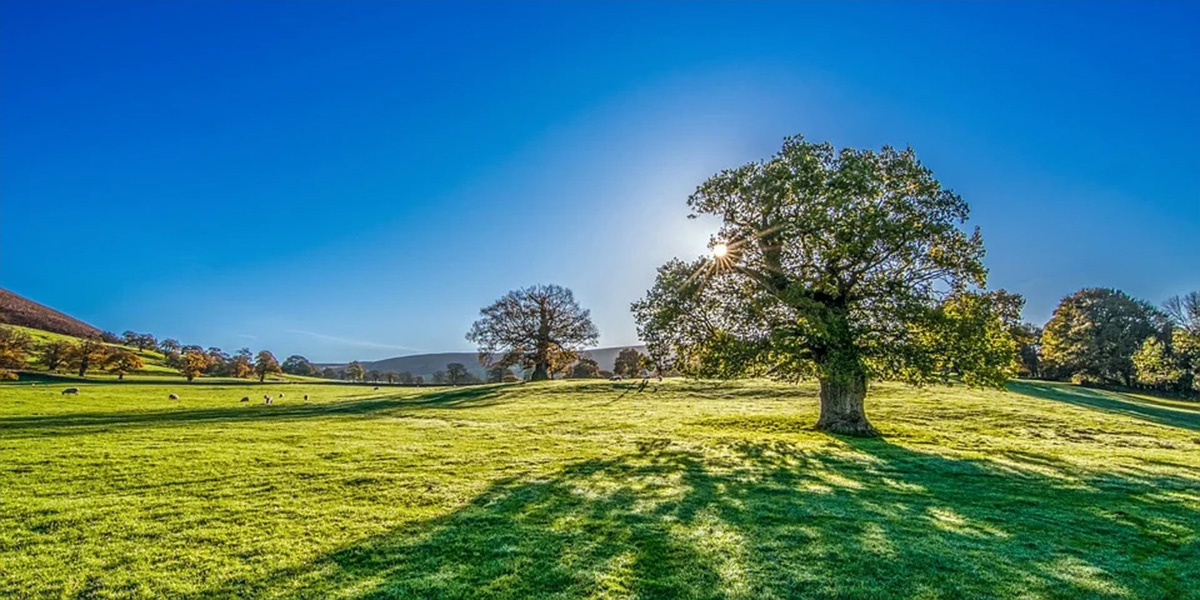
[1027,289,1198,395]
[0,328,324,383]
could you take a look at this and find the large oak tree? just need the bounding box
[633,136,1015,436]
[467,284,599,381]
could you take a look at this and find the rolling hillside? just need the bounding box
[0,287,102,339]
[328,345,649,378]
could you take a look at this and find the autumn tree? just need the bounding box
[229,348,253,378]
[344,361,365,382]
[38,339,74,371]
[446,363,470,385]
[254,350,282,382]
[0,327,33,373]
[467,284,599,381]
[106,348,144,380]
[180,350,210,382]
[68,339,108,377]
[1040,288,1165,386]
[633,136,1015,436]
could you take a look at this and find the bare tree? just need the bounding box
[467,284,599,381]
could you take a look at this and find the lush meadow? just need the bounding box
[1,379,1197,599]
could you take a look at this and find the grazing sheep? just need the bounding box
[610,375,623,382]
[279,393,284,398]
[168,393,179,400]
[61,387,79,395]
[264,395,273,405]
[303,394,309,401]
[240,396,250,402]
[374,386,380,390]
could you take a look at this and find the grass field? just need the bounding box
[1,379,1197,599]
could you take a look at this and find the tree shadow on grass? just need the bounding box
[1008,380,1200,431]
[184,437,1199,599]
[0,386,505,439]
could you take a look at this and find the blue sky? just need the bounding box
[2,1,1197,362]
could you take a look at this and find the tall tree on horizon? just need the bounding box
[1040,288,1165,386]
[467,284,599,381]
[633,135,1015,436]
[254,350,282,382]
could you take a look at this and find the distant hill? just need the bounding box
[0,287,102,339]
[325,345,648,379]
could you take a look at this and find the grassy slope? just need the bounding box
[1,379,1197,599]
[8,324,314,382]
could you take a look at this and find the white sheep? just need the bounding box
[169,393,179,400]
[264,394,273,405]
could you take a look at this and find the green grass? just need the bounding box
[1,379,1197,599]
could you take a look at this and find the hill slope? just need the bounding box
[0,288,102,339]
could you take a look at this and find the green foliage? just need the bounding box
[0,379,1196,598]
[567,357,600,379]
[613,348,647,378]
[634,136,1013,433]
[1133,337,1186,390]
[344,361,365,382]
[1040,288,1166,386]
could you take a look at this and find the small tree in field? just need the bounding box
[634,136,1015,436]
[38,339,73,371]
[180,350,210,382]
[467,284,599,381]
[68,339,108,377]
[446,363,470,385]
[613,348,647,378]
[568,357,601,379]
[106,349,144,380]
[254,351,282,382]
[344,361,365,382]
[0,327,34,371]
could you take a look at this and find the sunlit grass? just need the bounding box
[1,379,1197,598]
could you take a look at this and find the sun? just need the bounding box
[712,243,729,258]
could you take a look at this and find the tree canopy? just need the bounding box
[1040,288,1165,386]
[467,284,599,381]
[633,136,1014,435]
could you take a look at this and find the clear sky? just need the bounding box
[2,1,1197,362]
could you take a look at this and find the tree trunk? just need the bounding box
[816,374,878,437]
[531,362,549,381]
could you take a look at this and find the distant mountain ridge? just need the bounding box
[322,345,648,379]
[0,287,102,339]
